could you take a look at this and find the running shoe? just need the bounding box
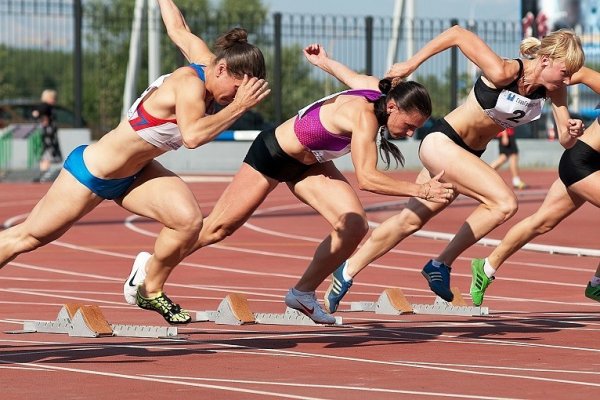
[123,251,151,305]
[285,288,336,324]
[585,282,600,303]
[421,259,454,302]
[513,181,527,190]
[324,261,353,313]
[470,258,494,306]
[136,289,191,324]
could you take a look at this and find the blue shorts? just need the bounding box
[63,145,137,200]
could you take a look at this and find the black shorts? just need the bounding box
[243,127,312,182]
[558,139,600,187]
[422,118,485,158]
[498,135,519,156]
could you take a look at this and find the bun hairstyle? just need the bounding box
[214,27,266,79]
[371,78,432,169]
[520,29,584,75]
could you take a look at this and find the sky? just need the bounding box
[260,0,521,21]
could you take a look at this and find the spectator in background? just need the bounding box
[489,127,527,190]
[32,89,61,182]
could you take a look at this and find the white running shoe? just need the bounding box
[123,252,151,305]
[284,288,336,324]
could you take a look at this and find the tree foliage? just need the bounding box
[0,0,466,139]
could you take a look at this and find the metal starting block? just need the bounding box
[193,293,343,326]
[8,303,178,338]
[348,287,489,316]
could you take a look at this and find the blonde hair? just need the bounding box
[520,29,584,75]
[40,89,57,104]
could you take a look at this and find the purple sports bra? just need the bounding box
[294,89,382,162]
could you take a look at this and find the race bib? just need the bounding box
[484,89,545,129]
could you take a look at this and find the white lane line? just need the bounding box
[0,360,328,400]
[143,373,523,400]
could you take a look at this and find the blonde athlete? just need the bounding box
[471,66,600,306]
[322,25,586,312]
[0,0,269,324]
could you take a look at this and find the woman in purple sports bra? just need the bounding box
[0,0,269,325]
[168,43,455,324]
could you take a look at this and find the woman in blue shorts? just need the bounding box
[0,0,269,324]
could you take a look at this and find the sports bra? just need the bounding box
[127,64,206,151]
[474,59,546,129]
[294,89,382,162]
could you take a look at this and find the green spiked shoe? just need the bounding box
[136,289,191,324]
[585,282,600,303]
[470,258,494,306]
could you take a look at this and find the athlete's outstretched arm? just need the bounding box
[157,0,213,64]
[387,25,514,87]
[303,43,379,90]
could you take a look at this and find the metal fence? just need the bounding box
[1,0,600,140]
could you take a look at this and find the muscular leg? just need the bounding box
[487,179,584,270]
[192,163,279,250]
[346,167,449,277]
[117,161,204,296]
[288,162,368,291]
[420,132,518,266]
[0,169,103,269]
[561,170,600,298]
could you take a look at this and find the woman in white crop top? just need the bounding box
[319,24,595,313]
[0,0,269,324]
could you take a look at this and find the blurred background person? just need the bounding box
[489,127,527,190]
[32,89,61,182]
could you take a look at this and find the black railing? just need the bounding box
[1,0,599,139]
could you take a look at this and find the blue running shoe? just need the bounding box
[421,260,454,302]
[324,261,353,313]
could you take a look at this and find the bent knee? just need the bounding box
[390,210,426,236]
[335,212,369,241]
[494,192,518,222]
[170,206,203,235]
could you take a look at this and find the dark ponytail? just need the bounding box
[214,27,266,79]
[372,78,432,169]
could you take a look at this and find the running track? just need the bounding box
[1,169,599,400]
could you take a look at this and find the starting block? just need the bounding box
[193,293,343,326]
[348,287,489,316]
[9,303,178,338]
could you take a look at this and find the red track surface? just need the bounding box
[1,170,599,399]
